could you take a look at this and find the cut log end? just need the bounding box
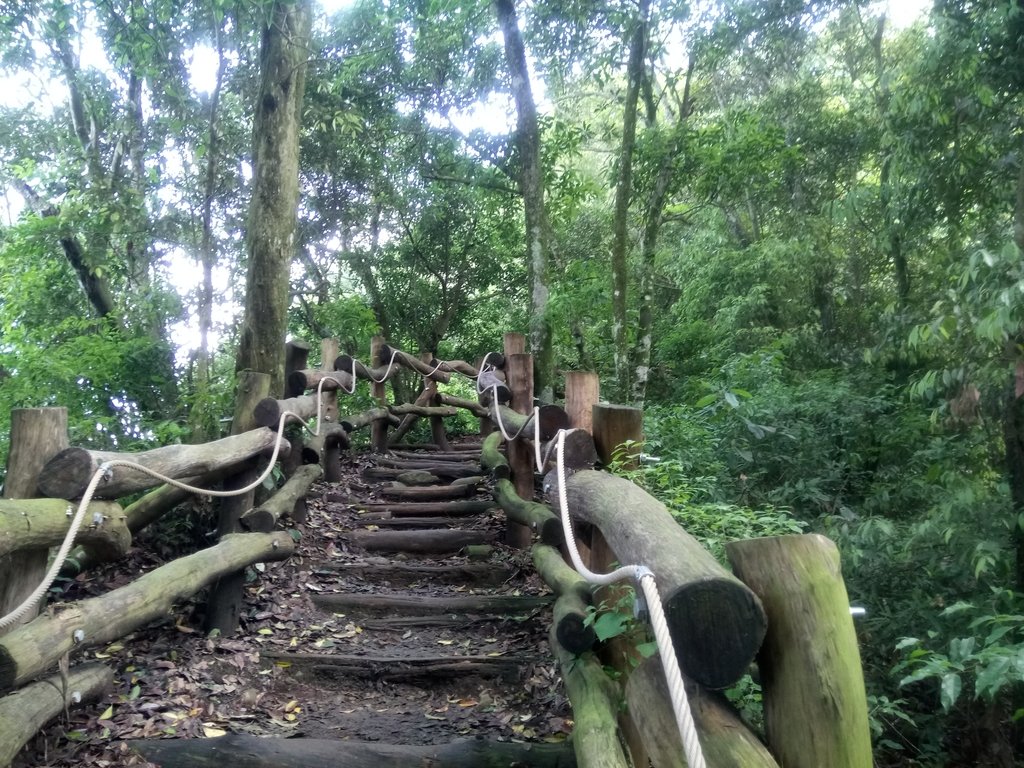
[36,446,95,499]
[665,578,767,690]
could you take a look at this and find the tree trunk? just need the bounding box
[0,662,112,767]
[129,733,576,768]
[235,0,312,394]
[610,0,650,401]
[495,0,553,401]
[726,534,871,768]
[0,532,294,692]
[552,470,766,690]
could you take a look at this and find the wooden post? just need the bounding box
[1,408,68,633]
[565,372,600,434]
[206,371,271,634]
[726,534,872,768]
[281,340,311,476]
[592,403,643,468]
[505,333,533,548]
[370,335,388,452]
[320,338,341,480]
[421,352,451,451]
[477,354,497,437]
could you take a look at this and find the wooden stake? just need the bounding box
[505,350,534,548]
[370,335,388,452]
[565,371,600,434]
[726,534,872,768]
[592,402,643,468]
[1,407,67,633]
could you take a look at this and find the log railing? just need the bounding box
[0,331,871,768]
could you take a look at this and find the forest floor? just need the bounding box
[13,440,572,767]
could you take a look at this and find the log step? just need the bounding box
[379,484,474,501]
[311,592,552,616]
[346,528,496,553]
[315,560,518,587]
[326,498,496,516]
[262,651,532,680]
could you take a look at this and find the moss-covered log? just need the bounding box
[0,532,294,692]
[129,733,576,768]
[624,654,778,768]
[388,404,459,418]
[0,662,112,766]
[533,544,595,654]
[37,429,289,500]
[493,479,561,545]
[726,534,871,768]
[550,627,629,768]
[480,431,510,479]
[552,470,766,690]
[253,393,322,429]
[240,464,322,532]
[0,499,128,560]
[435,392,489,417]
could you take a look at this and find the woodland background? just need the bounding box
[0,0,1023,764]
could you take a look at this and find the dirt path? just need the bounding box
[14,441,572,767]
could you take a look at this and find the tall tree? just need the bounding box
[495,0,554,401]
[236,0,313,395]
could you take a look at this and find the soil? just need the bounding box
[11,440,572,767]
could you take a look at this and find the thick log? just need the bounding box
[262,651,525,679]
[311,591,551,616]
[333,353,386,383]
[493,479,562,545]
[319,338,341,427]
[0,499,129,560]
[388,404,459,418]
[726,535,871,768]
[341,408,401,432]
[533,544,595,654]
[389,449,483,462]
[129,734,576,768]
[0,662,112,767]
[328,498,496,516]
[287,368,355,396]
[379,344,452,383]
[490,403,570,443]
[477,369,512,406]
[346,528,496,553]
[437,355,506,377]
[253,393,321,429]
[2,407,68,630]
[480,431,510,479]
[361,467,438,483]
[37,428,289,500]
[241,464,323,532]
[550,627,629,768]
[624,654,779,768]
[0,532,294,692]
[378,483,474,501]
[318,560,516,586]
[435,392,489,417]
[393,442,484,452]
[542,428,599,472]
[553,470,766,690]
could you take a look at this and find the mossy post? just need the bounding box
[726,534,871,768]
[1,407,68,633]
[370,335,388,452]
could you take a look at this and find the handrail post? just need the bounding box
[505,333,532,548]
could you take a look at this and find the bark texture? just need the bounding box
[235,0,313,394]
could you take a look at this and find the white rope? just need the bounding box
[554,429,707,768]
[488,385,544,473]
